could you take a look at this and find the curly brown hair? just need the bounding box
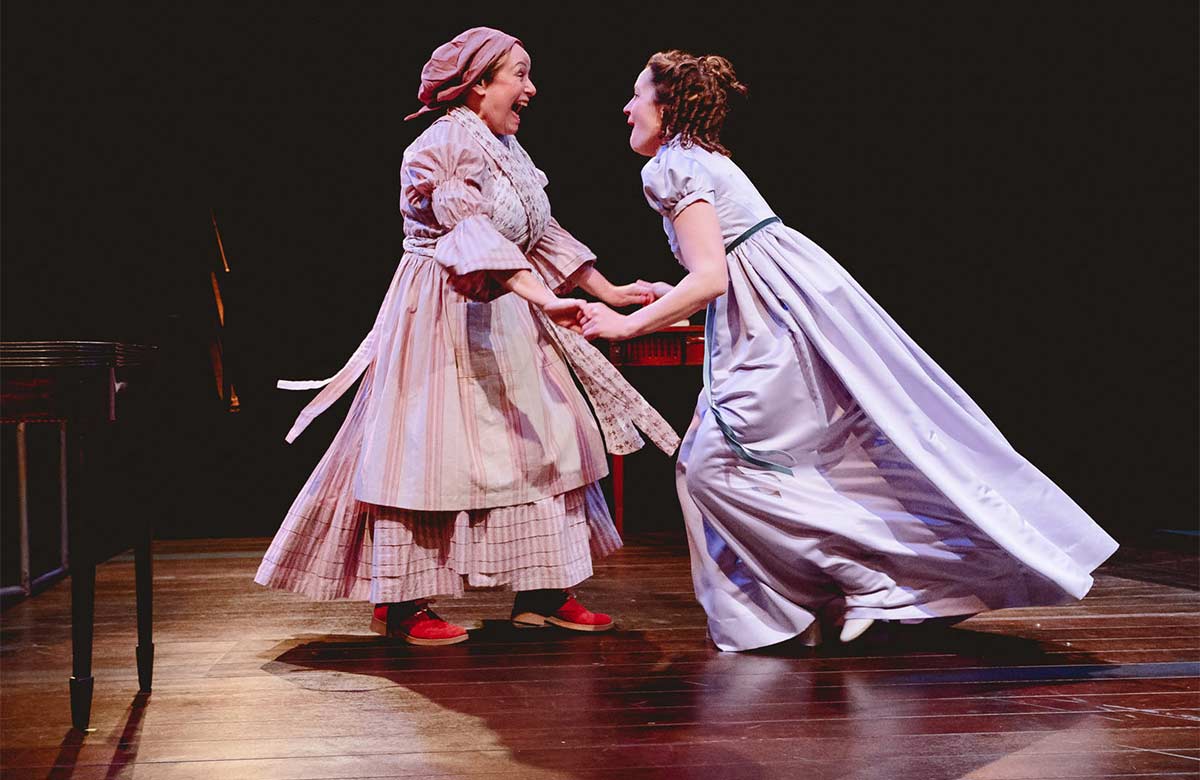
[646,50,748,156]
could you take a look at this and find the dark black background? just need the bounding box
[3,1,1196,540]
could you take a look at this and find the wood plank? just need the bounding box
[2,534,1197,779]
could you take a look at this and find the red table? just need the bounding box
[601,325,704,535]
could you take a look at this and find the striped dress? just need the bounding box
[255,107,678,603]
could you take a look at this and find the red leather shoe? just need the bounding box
[511,591,614,632]
[370,603,468,646]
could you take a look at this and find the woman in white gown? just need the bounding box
[581,50,1118,652]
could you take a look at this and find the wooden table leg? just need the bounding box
[68,424,96,729]
[134,516,153,693]
[612,454,624,537]
[67,425,96,731]
[68,534,96,730]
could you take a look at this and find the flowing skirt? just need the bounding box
[257,248,631,602]
[681,222,1117,651]
[256,364,622,604]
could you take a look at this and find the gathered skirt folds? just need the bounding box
[255,362,623,604]
[679,222,1118,651]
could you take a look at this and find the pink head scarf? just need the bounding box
[404,27,523,121]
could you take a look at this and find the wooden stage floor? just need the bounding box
[2,533,1198,779]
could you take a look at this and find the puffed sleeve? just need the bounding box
[640,145,716,220]
[402,122,532,301]
[526,217,596,294]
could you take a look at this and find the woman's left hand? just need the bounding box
[604,280,655,307]
[580,302,633,340]
[542,298,585,333]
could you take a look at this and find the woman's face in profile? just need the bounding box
[471,44,537,136]
[623,68,663,157]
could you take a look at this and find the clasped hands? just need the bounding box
[541,280,674,339]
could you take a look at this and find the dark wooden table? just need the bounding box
[0,341,157,731]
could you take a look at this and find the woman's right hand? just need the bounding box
[541,297,585,333]
[580,302,634,341]
[645,281,675,300]
[604,280,656,307]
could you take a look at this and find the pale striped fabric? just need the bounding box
[258,363,622,601]
[256,107,674,601]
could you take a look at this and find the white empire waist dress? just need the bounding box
[642,140,1119,652]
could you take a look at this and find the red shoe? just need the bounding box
[511,591,614,632]
[370,603,468,646]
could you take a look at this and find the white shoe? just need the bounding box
[798,620,823,647]
[840,618,874,643]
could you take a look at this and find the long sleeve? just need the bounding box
[401,121,532,301]
[525,217,596,294]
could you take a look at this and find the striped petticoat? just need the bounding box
[255,365,623,603]
[255,481,620,603]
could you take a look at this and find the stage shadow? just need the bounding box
[262,617,1111,779]
[263,621,776,778]
[45,730,85,780]
[749,618,1053,659]
[46,692,150,780]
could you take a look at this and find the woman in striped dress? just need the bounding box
[580,51,1117,651]
[255,28,678,645]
